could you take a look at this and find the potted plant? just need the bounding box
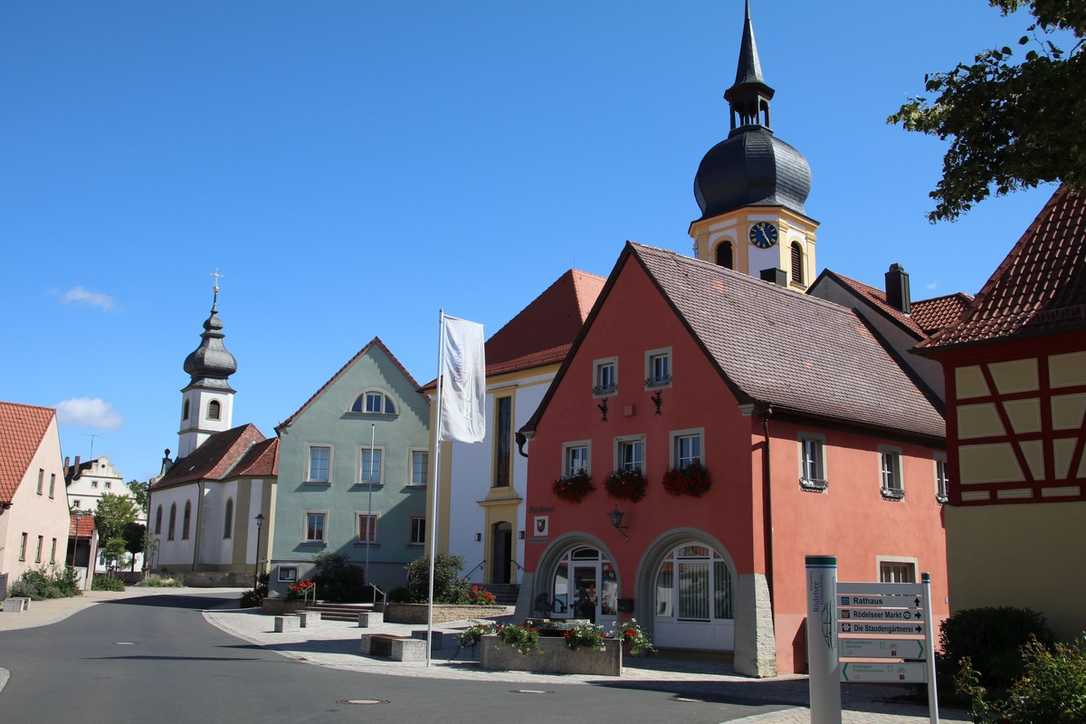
[467,585,497,605]
[563,621,606,652]
[605,469,648,502]
[553,471,594,502]
[662,461,712,497]
[610,618,656,656]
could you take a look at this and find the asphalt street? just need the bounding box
[0,592,793,724]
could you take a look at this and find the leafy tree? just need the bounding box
[94,493,139,543]
[122,522,145,571]
[126,480,149,514]
[888,0,1085,221]
[102,537,128,574]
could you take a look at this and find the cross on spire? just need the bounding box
[210,269,222,310]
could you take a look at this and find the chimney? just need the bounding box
[73,455,81,480]
[885,263,911,313]
[760,267,788,287]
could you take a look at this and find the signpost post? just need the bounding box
[805,557,939,724]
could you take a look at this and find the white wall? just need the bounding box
[150,484,199,568]
[245,479,263,565]
[198,480,237,566]
[178,388,235,458]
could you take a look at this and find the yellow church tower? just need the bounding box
[689,1,818,291]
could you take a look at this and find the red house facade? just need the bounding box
[517,243,950,676]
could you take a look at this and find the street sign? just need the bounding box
[839,593,922,608]
[842,661,927,683]
[837,582,923,596]
[839,621,924,635]
[839,607,923,621]
[839,638,926,660]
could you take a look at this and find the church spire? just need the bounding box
[724,0,775,133]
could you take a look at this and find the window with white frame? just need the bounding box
[646,349,672,387]
[305,512,326,542]
[359,447,383,484]
[308,445,332,483]
[593,358,617,395]
[673,432,702,469]
[935,457,949,502]
[278,566,298,583]
[880,450,904,497]
[655,544,733,621]
[879,561,916,583]
[410,450,429,485]
[564,444,590,478]
[351,391,397,415]
[358,514,377,543]
[617,437,644,473]
[410,517,425,545]
[800,435,826,487]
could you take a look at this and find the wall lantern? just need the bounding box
[475,532,482,542]
[609,507,629,539]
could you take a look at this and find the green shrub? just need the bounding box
[388,586,412,603]
[140,574,183,588]
[458,622,496,648]
[10,567,82,600]
[405,554,470,604]
[957,635,1086,723]
[92,575,125,592]
[240,589,263,608]
[495,623,540,655]
[311,553,366,602]
[938,607,1056,695]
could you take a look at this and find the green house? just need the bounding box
[268,337,430,597]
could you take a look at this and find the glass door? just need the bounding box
[572,565,598,622]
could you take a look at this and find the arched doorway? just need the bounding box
[549,546,617,628]
[490,522,512,584]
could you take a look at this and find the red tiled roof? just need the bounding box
[824,272,927,338]
[278,337,423,431]
[910,293,973,335]
[525,244,945,441]
[151,424,265,490]
[232,437,278,477]
[922,185,1086,350]
[0,401,55,505]
[70,512,95,538]
[421,269,605,390]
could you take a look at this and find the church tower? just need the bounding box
[689,1,818,291]
[177,275,237,458]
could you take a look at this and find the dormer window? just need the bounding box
[351,391,397,415]
[208,400,222,421]
[593,358,617,396]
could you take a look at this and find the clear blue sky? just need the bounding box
[0,1,1062,481]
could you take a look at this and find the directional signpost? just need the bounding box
[805,556,939,724]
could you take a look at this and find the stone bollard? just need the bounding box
[358,611,383,628]
[273,616,287,633]
[297,612,308,628]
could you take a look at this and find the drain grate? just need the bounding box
[338,698,389,706]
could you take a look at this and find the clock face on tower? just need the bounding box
[749,222,779,249]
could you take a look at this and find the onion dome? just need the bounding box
[183,284,237,388]
[693,0,812,221]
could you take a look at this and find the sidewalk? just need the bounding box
[204,608,969,722]
[0,586,247,632]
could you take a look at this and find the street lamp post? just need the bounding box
[253,514,265,591]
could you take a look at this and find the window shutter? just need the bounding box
[790,243,804,284]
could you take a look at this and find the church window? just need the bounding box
[168,504,177,540]
[307,445,332,483]
[715,241,734,269]
[790,242,804,285]
[493,396,512,487]
[155,505,163,534]
[208,400,222,421]
[182,399,190,421]
[351,391,397,415]
[182,501,192,540]
[223,498,234,539]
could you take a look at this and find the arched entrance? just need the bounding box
[636,529,737,651]
[532,534,620,629]
[490,521,512,584]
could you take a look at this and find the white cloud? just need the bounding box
[55,398,123,430]
[60,286,115,311]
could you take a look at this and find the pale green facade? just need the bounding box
[269,339,430,596]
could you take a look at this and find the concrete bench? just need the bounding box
[357,611,383,628]
[411,629,446,649]
[1,597,30,613]
[360,634,427,662]
[273,615,300,633]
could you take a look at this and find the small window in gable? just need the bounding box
[351,391,397,415]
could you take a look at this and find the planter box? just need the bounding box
[261,599,309,615]
[383,603,509,625]
[480,635,622,676]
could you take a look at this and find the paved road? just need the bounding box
[0,592,792,723]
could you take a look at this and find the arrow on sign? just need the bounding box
[839,607,924,621]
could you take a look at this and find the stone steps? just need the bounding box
[306,602,374,622]
[481,584,520,605]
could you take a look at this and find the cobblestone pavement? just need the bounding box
[204,607,970,722]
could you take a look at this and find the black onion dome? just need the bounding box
[693,127,812,221]
[183,308,237,383]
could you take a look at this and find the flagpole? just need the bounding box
[364,422,375,597]
[426,309,446,667]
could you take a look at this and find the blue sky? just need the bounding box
[0,1,1063,481]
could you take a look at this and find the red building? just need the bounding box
[517,243,950,676]
[917,185,1086,640]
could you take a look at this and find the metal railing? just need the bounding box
[464,559,486,579]
[369,583,387,609]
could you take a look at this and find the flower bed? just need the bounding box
[480,634,622,676]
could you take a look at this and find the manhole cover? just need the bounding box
[338,699,389,706]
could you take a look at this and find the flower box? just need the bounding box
[479,634,622,676]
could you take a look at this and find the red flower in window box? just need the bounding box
[553,471,594,503]
[662,461,712,497]
[605,469,647,502]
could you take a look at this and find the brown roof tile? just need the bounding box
[70,512,95,538]
[232,437,279,477]
[0,401,56,505]
[910,293,973,335]
[151,424,265,490]
[922,185,1086,350]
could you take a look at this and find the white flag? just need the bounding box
[438,314,486,443]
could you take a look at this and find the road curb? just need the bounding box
[0,667,10,696]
